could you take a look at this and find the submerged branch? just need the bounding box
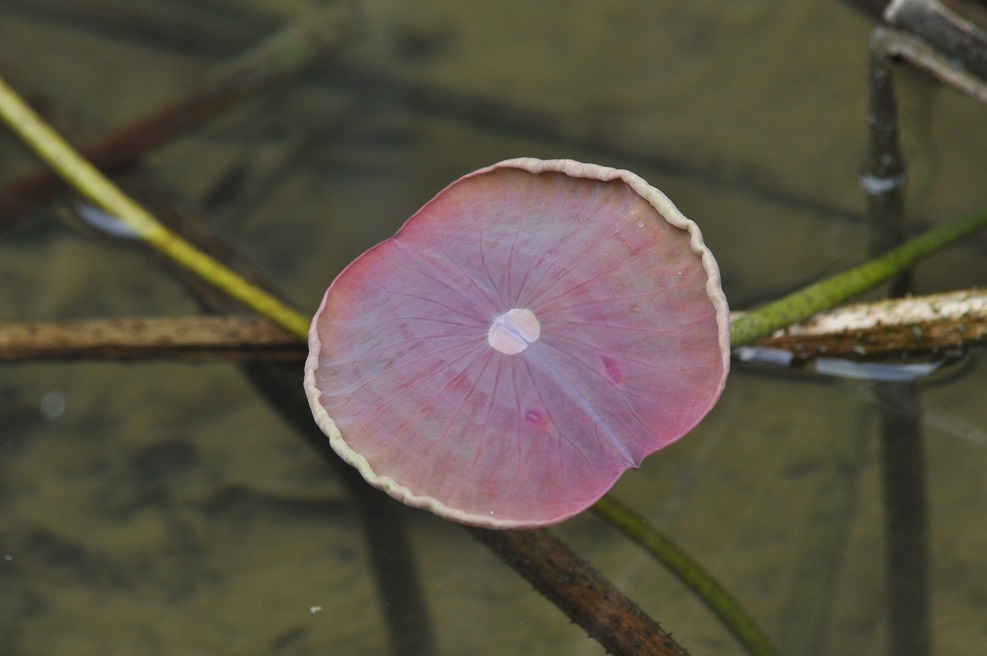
[471,527,689,656]
[0,2,354,225]
[2,0,865,229]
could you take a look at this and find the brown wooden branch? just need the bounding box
[753,287,987,361]
[471,528,689,656]
[3,289,984,364]
[0,315,303,362]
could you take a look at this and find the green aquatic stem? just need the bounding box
[730,207,987,347]
[0,74,311,341]
[593,495,781,656]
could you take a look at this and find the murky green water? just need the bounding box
[2,1,986,654]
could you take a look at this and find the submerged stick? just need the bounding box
[779,406,870,656]
[472,527,689,656]
[867,24,931,656]
[0,3,353,224]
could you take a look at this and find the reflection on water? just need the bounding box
[862,369,987,446]
[1,1,986,654]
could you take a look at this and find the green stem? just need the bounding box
[730,208,987,347]
[0,74,310,340]
[594,495,781,656]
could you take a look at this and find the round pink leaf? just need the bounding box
[304,158,730,528]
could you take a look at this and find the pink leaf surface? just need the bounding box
[304,158,730,528]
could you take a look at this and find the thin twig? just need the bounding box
[0,315,303,362]
[0,2,354,225]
